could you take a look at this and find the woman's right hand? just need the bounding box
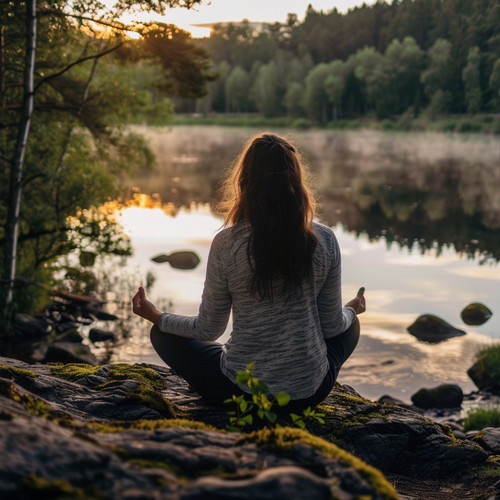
[345,287,366,315]
[132,287,163,325]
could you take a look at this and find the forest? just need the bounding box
[1,0,499,324]
[177,0,500,125]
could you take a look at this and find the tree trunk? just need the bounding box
[3,0,36,308]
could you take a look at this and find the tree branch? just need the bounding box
[34,42,124,93]
[37,7,133,33]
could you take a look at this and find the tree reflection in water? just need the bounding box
[131,126,500,264]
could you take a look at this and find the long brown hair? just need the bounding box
[217,133,317,300]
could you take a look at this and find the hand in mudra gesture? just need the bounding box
[344,287,366,315]
[132,287,162,325]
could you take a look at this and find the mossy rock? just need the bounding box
[407,314,466,343]
[461,303,493,326]
[467,345,500,393]
[239,427,399,499]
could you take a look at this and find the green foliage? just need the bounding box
[0,0,213,317]
[192,0,499,122]
[224,363,325,432]
[463,47,482,113]
[463,407,500,432]
[472,344,500,382]
[290,406,326,430]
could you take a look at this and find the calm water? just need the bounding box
[108,126,500,403]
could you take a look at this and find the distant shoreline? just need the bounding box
[145,113,500,135]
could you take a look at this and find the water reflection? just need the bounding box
[109,202,498,403]
[131,126,500,262]
[114,126,500,402]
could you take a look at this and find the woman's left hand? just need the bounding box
[132,287,162,325]
[344,288,366,315]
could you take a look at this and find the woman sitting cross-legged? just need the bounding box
[132,132,365,410]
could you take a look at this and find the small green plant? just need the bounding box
[224,362,325,432]
[290,406,326,430]
[463,406,500,432]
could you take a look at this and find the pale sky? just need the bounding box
[122,1,377,37]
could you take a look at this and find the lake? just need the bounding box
[107,126,500,403]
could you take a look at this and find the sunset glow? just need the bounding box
[108,0,377,38]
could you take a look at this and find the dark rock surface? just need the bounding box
[0,357,397,499]
[89,328,116,343]
[411,384,464,409]
[460,303,493,326]
[474,427,500,454]
[407,314,466,343]
[0,356,498,499]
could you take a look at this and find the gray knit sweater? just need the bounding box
[158,221,355,399]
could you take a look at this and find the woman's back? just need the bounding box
[208,221,355,399]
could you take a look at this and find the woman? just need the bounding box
[132,133,365,409]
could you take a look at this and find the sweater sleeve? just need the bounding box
[157,232,232,341]
[316,232,356,339]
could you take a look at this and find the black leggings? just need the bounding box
[150,319,360,410]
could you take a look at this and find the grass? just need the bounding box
[463,407,500,432]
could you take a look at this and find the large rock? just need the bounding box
[407,314,466,343]
[411,384,464,409]
[1,356,500,500]
[473,427,500,454]
[309,385,487,480]
[0,357,397,500]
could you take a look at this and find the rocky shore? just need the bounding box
[1,356,499,499]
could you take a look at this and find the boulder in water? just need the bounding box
[407,314,466,343]
[460,303,493,326]
[411,384,464,409]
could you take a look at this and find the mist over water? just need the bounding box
[112,126,500,402]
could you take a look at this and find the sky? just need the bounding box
[123,0,378,37]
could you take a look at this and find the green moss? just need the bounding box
[439,423,462,446]
[16,474,107,499]
[89,418,218,433]
[50,363,100,382]
[463,407,500,432]
[114,446,186,478]
[106,363,166,388]
[125,383,177,418]
[238,427,398,500]
[0,379,51,418]
[316,398,387,440]
[331,387,373,406]
[0,365,37,379]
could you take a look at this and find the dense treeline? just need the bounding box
[180,0,500,122]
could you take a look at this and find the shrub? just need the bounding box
[463,407,500,431]
[467,344,500,392]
